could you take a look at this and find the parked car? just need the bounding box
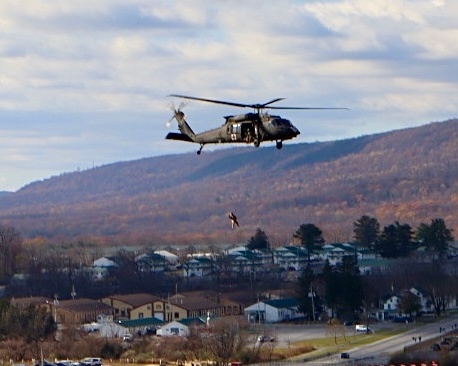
[355,324,372,333]
[257,335,275,343]
[340,352,350,359]
[79,358,102,366]
[55,361,77,366]
[122,334,133,342]
[34,361,55,366]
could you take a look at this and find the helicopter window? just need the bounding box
[276,119,291,126]
[231,124,241,134]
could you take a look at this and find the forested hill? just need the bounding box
[0,119,457,246]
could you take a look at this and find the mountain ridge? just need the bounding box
[0,119,456,246]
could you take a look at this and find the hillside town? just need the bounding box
[10,240,458,341]
[1,215,457,365]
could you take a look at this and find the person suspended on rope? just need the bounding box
[228,212,239,229]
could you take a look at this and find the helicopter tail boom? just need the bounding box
[166,109,197,143]
[165,132,194,143]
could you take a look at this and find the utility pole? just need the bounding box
[53,294,59,323]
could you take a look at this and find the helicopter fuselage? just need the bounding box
[186,113,300,149]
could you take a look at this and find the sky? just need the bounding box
[1,0,458,191]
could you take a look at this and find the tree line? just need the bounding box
[290,215,455,321]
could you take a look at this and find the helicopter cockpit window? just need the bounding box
[276,118,292,127]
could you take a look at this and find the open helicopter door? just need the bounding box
[228,123,242,141]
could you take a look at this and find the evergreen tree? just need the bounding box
[247,228,270,250]
[353,215,380,250]
[322,257,362,318]
[416,218,454,260]
[376,222,414,258]
[293,223,325,267]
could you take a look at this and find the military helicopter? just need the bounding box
[165,94,346,155]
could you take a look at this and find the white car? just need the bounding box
[79,358,102,366]
[355,324,372,333]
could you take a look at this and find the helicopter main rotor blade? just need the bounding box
[268,106,349,110]
[168,94,348,110]
[257,98,285,107]
[169,94,288,110]
[168,94,251,108]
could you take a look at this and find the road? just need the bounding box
[256,313,458,365]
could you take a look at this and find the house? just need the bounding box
[409,287,430,312]
[174,290,251,317]
[93,257,119,268]
[156,318,206,337]
[183,256,213,277]
[88,257,119,281]
[53,298,113,325]
[382,294,400,320]
[135,253,168,273]
[82,314,130,338]
[273,245,309,271]
[218,291,253,316]
[320,243,356,265]
[155,249,180,270]
[226,247,272,275]
[11,296,52,314]
[381,287,436,320]
[101,293,165,320]
[166,294,224,322]
[244,297,304,323]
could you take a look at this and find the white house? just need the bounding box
[383,295,400,312]
[381,287,440,320]
[89,257,119,280]
[155,249,180,269]
[93,257,118,268]
[244,298,304,323]
[156,320,189,337]
[156,318,206,337]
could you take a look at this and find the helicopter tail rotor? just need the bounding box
[165,100,189,128]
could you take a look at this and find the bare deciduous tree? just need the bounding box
[200,317,249,364]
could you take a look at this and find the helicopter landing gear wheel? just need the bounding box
[253,138,260,147]
[197,144,204,155]
[276,140,283,149]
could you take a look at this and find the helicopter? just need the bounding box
[165,94,347,155]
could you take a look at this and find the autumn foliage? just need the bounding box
[0,119,456,246]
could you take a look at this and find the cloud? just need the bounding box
[0,0,458,190]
